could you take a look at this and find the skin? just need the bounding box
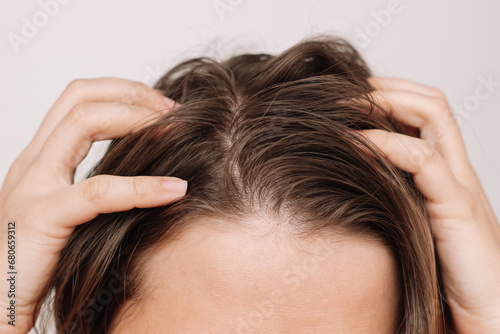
[110,219,401,333]
[0,78,187,332]
[0,77,499,333]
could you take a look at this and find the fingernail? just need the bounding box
[163,96,177,109]
[162,178,188,193]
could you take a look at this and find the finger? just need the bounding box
[34,102,164,178]
[358,129,463,203]
[368,90,471,179]
[36,175,187,232]
[23,78,174,165]
[368,77,446,99]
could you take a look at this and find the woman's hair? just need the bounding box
[36,37,451,333]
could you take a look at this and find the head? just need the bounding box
[37,37,450,333]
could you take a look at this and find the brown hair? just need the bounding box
[36,37,451,333]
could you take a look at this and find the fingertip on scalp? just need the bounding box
[161,177,188,194]
[161,96,177,111]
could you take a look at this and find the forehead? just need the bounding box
[113,218,401,333]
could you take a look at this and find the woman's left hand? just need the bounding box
[360,77,500,333]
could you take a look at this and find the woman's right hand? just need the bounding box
[0,78,188,333]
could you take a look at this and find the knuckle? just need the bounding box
[81,175,109,204]
[432,126,448,143]
[433,97,452,117]
[129,82,150,103]
[67,103,91,124]
[7,154,28,177]
[132,178,149,201]
[65,78,87,95]
[412,141,438,167]
[109,102,133,118]
[430,87,447,100]
[425,97,453,127]
[67,103,110,139]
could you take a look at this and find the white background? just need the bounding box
[1,0,499,218]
